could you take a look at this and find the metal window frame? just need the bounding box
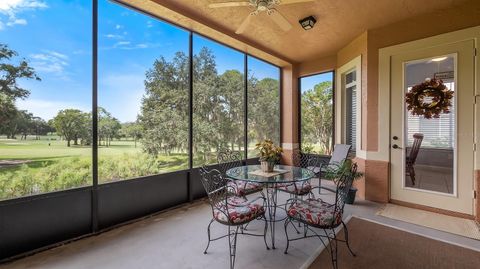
[0,0,283,209]
[0,0,286,261]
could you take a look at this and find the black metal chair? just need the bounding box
[283,164,358,269]
[217,149,264,197]
[406,133,423,185]
[317,144,351,193]
[276,149,321,197]
[199,167,269,269]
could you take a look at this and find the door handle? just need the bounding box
[392,144,402,149]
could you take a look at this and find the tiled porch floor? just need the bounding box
[405,165,454,194]
[1,179,479,269]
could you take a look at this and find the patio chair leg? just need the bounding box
[263,215,270,250]
[228,225,239,269]
[204,218,214,254]
[410,166,416,185]
[328,228,339,269]
[342,221,356,257]
[284,218,291,254]
[318,177,322,195]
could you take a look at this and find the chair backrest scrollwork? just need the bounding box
[199,167,230,218]
[217,149,243,175]
[292,149,320,172]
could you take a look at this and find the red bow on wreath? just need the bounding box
[405,78,454,119]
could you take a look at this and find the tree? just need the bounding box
[248,77,280,144]
[31,117,54,140]
[52,109,89,147]
[98,107,121,147]
[0,43,40,133]
[140,51,189,156]
[1,109,31,139]
[0,43,40,100]
[0,93,17,129]
[139,47,281,163]
[301,81,333,154]
[121,121,143,148]
[217,70,244,151]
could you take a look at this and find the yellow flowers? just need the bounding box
[255,139,283,162]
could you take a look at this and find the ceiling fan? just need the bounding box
[208,0,315,34]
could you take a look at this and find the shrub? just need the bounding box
[0,152,187,200]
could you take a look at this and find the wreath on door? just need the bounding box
[405,78,454,119]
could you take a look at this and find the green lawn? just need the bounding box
[0,137,190,200]
[0,137,263,200]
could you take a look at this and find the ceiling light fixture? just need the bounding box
[299,16,316,30]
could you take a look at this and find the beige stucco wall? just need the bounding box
[297,0,480,203]
[366,0,480,153]
[298,55,336,77]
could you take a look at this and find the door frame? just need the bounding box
[378,26,480,218]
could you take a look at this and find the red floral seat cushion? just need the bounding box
[287,198,341,227]
[227,181,263,196]
[213,196,265,224]
[276,182,312,195]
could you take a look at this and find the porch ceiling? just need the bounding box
[135,0,470,63]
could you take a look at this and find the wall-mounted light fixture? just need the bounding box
[299,16,316,30]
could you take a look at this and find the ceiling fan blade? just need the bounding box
[279,0,316,4]
[268,9,292,31]
[208,1,250,8]
[235,13,253,34]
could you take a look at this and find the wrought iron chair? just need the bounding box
[199,167,269,269]
[276,149,321,197]
[406,133,423,185]
[218,149,264,197]
[317,144,352,193]
[283,163,358,269]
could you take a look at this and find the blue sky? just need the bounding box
[1,0,280,123]
[300,72,333,94]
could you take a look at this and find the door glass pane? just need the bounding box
[404,55,455,194]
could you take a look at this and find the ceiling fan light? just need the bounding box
[299,15,316,30]
[257,1,268,11]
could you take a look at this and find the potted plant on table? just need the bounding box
[255,139,283,173]
[324,159,363,204]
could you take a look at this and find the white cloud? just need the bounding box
[16,99,89,121]
[6,18,26,26]
[115,24,123,30]
[106,41,161,50]
[0,0,47,30]
[114,41,131,47]
[30,50,69,75]
[0,0,47,11]
[105,33,123,39]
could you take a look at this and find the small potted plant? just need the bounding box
[255,139,283,172]
[324,159,363,204]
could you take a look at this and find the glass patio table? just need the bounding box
[226,165,315,249]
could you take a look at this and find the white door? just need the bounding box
[390,40,475,215]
